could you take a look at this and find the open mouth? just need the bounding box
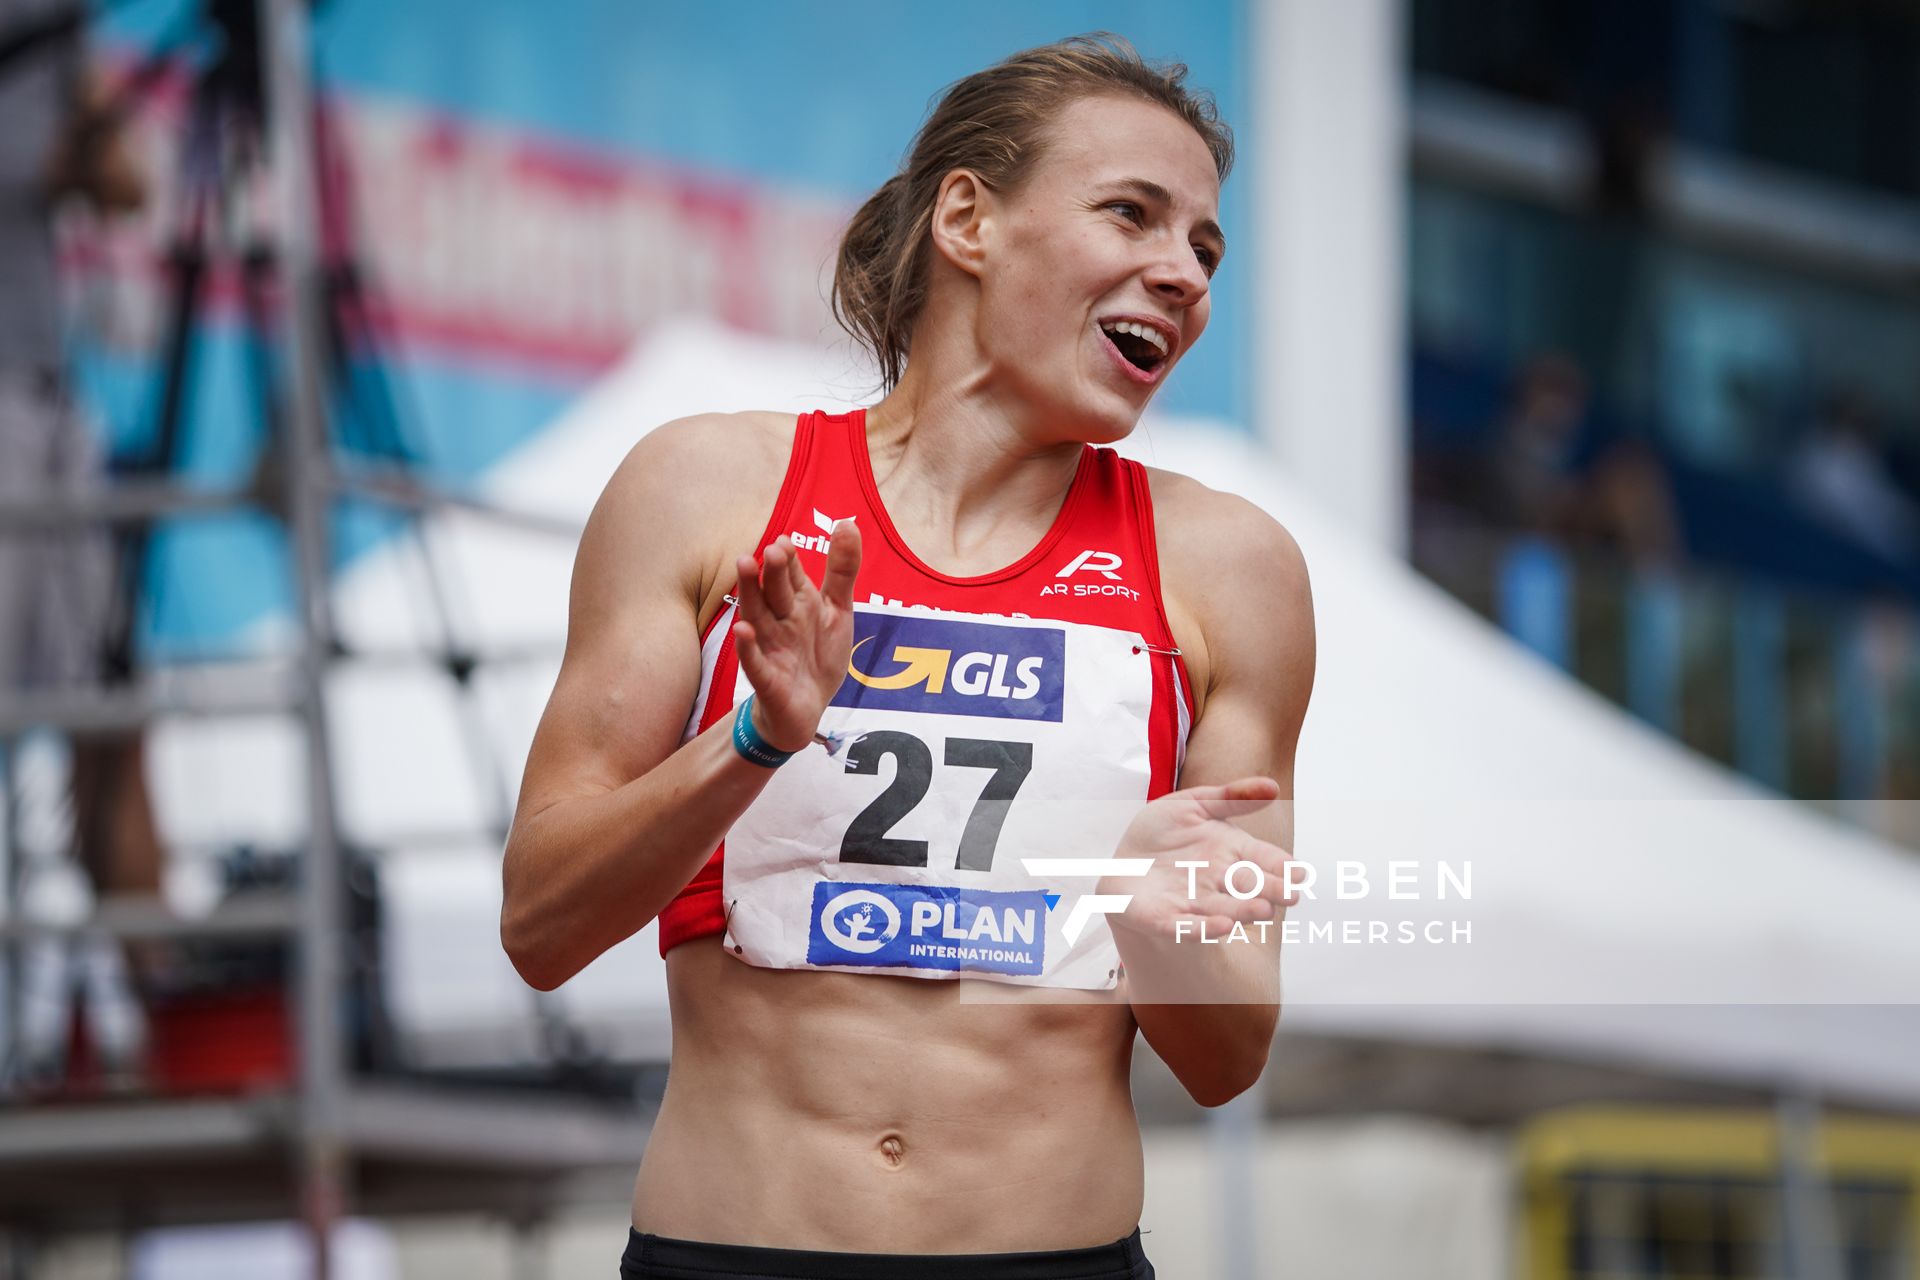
[1097,319,1171,379]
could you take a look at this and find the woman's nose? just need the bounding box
[1146,250,1209,306]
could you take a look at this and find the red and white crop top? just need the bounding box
[657,408,1195,958]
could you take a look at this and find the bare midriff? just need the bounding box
[630,935,1145,1253]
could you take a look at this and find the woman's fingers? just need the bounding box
[1270,858,1302,908]
[732,536,857,706]
[1192,887,1276,920]
[1187,777,1282,821]
[1235,835,1292,882]
[1169,838,1297,910]
[820,519,862,610]
[1192,912,1240,940]
[739,529,860,621]
[785,536,809,599]
[734,546,790,628]
[735,553,764,621]
[760,538,797,618]
[731,617,761,678]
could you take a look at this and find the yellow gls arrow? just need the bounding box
[847,636,950,693]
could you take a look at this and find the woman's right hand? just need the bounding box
[731,520,864,752]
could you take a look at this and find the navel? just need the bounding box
[876,1132,907,1168]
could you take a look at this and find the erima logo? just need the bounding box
[791,507,847,554]
[1021,858,1154,944]
[1055,549,1124,579]
[830,611,1066,721]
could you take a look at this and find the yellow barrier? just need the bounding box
[1514,1106,1920,1280]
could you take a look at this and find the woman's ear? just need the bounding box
[928,169,991,278]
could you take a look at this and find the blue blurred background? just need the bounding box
[79,0,1246,653]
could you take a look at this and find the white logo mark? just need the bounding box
[1020,857,1153,944]
[819,889,901,954]
[792,507,850,554]
[1056,549,1124,580]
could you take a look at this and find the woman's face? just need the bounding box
[971,93,1224,441]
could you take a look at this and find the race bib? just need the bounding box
[720,602,1155,989]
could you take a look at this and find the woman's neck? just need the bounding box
[864,364,1085,560]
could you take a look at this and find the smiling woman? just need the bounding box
[498,31,1315,1280]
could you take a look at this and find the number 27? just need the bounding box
[840,731,1033,872]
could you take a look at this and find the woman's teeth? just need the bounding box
[1099,320,1169,357]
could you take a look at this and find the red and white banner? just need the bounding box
[69,79,853,376]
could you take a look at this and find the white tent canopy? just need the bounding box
[142,320,1920,1114]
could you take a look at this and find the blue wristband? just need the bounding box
[731,695,796,768]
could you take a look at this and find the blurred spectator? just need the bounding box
[2,0,161,1087]
[1786,390,1920,565]
[1582,435,1683,569]
[1484,352,1684,568]
[1586,90,1663,221]
[1486,353,1590,536]
[1565,90,1665,395]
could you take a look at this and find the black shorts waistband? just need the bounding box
[620,1226,1153,1280]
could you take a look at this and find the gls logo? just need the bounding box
[1055,549,1123,579]
[831,611,1066,722]
[848,638,1042,699]
[791,507,848,554]
[1021,858,1154,945]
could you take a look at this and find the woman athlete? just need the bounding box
[501,34,1315,1280]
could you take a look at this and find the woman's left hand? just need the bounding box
[1097,776,1297,942]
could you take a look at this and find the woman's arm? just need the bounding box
[500,416,861,991]
[1109,488,1316,1106]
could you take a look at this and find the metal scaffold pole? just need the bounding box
[259,0,347,1275]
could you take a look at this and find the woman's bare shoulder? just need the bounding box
[589,409,807,627]
[616,409,797,479]
[1138,462,1212,519]
[1141,464,1311,711]
[600,410,797,525]
[1141,462,1305,577]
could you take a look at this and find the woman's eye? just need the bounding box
[1195,247,1219,275]
[1107,202,1144,223]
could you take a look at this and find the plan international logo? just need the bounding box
[829,611,1066,721]
[808,882,1047,975]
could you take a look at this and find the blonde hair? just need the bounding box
[831,33,1233,391]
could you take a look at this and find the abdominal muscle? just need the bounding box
[630,935,1146,1253]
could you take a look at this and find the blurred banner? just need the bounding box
[66,0,1248,661]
